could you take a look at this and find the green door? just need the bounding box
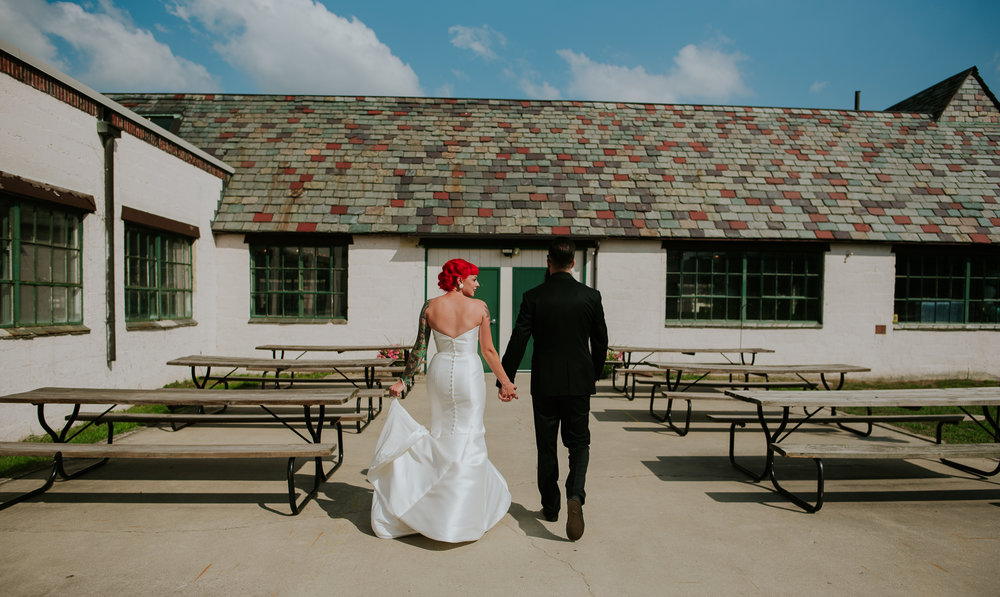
[511,267,547,371]
[476,267,500,371]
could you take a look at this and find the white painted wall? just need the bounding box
[213,235,425,358]
[111,134,222,387]
[0,73,225,440]
[595,239,1000,380]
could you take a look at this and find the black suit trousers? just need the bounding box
[532,394,590,514]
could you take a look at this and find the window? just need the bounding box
[250,242,348,319]
[894,249,1000,325]
[1,197,84,327]
[666,246,823,323]
[124,225,193,321]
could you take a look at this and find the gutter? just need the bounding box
[97,115,121,368]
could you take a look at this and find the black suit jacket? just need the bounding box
[501,271,609,398]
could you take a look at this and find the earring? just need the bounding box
[458,282,464,290]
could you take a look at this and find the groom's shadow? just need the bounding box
[508,501,570,542]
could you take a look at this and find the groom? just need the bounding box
[499,238,608,541]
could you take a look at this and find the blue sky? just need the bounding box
[1,0,998,111]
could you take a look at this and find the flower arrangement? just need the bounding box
[378,348,403,362]
[602,349,624,378]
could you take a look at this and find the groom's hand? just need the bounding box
[498,384,518,402]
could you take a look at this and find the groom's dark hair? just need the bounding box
[548,237,575,269]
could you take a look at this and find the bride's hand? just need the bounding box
[390,380,405,397]
[499,382,518,402]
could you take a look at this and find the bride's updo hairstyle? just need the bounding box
[438,259,479,292]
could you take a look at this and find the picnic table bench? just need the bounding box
[0,387,378,514]
[723,387,1000,512]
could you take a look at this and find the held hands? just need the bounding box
[498,381,518,402]
[389,380,406,398]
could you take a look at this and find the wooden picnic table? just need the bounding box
[651,361,871,392]
[722,387,1000,512]
[609,345,774,366]
[622,361,869,436]
[0,386,378,514]
[256,343,412,360]
[607,346,775,392]
[166,355,393,390]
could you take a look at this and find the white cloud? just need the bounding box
[810,81,829,93]
[449,24,505,60]
[171,0,423,95]
[520,78,561,100]
[0,0,218,92]
[511,66,560,100]
[556,42,751,103]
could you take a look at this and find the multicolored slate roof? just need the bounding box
[110,67,1000,244]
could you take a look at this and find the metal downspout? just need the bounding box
[98,116,121,368]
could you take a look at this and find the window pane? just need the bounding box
[19,285,35,324]
[124,224,193,321]
[666,247,821,323]
[1,284,11,325]
[250,242,348,319]
[894,251,996,325]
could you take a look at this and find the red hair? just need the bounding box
[438,258,479,292]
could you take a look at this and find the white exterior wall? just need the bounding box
[0,73,225,440]
[213,235,425,358]
[596,239,1000,380]
[111,134,222,387]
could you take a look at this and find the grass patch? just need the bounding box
[0,403,171,477]
[840,378,1000,444]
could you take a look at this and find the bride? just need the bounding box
[368,258,518,543]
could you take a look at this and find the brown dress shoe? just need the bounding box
[566,498,584,541]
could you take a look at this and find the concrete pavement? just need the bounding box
[1,376,998,596]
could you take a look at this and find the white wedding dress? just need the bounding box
[368,327,511,542]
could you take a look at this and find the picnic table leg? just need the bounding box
[727,404,787,482]
[286,404,339,515]
[650,391,692,436]
[820,372,846,391]
[940,406,1000,477]
[190,366,207,389]
[34,404,110,481]
[768,455,826,513]
[0,457,58,511]
[612,351,635,392]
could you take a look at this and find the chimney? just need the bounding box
[854,90,861,110]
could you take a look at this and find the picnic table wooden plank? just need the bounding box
[771,442,1000,460]
[609,346,774,354]
[727,387,1000,408]
[0,387,367,406]
[0,441,337,459]
[256,344,412,353]
[167,355,385,368]
[653,362,871,375]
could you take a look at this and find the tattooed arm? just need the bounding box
[390,301,431,397]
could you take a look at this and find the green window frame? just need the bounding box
[124,224,193,322]
[250,242,348,320]
[666,246,823,324]
[1,196,84,328]
[894,249,1000,325]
